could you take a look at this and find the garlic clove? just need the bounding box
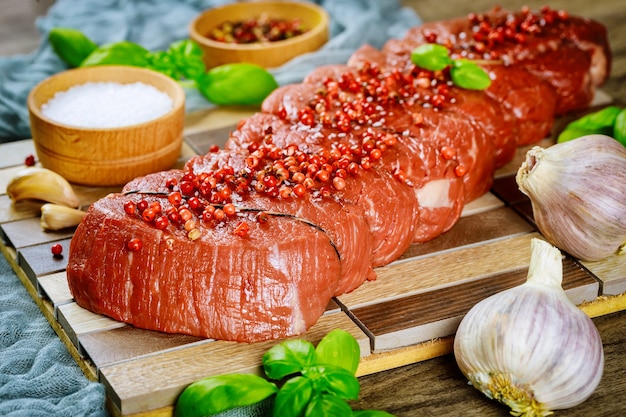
[516,134,626,261]
[454,238,604,416]
[40,203,86,231]
[6,167,80,208]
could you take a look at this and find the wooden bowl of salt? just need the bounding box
[27,65,185,186]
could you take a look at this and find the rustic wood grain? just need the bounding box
[354,310,626,417]
[37,271,74,312]
[338,233,540,308]
[398,205,533,260]
[458,191,503,216]
[0,194,39,224]
[582,254,626,296]
[57,303,128,349]
[0,139,35,168]
[79,326,205,372]
[348,257,599,352]
[100,313,369,415]
[17,238,70,280]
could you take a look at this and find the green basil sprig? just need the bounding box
[557,105,626,147]
[175,374,278,417]
[174,329,395,417]
[47,27,278,107]
[410,43,492,90]
[199,63,279,106]
[48,27,98,67]
[81,41,151,68]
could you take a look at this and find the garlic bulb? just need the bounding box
[6,167,80,208]
[454,238,604,416]
[40,203,86,231]
[516,134,626,261]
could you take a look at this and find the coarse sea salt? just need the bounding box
[41,81,174,128]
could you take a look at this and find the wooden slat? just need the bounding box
[79,327,206,372]
[99,312,369,415]
[459,191,503,216]
[37,271,74,314]
[184,107,256,136]
[0,140,36,168]
[338,232,541,309]
[347,257,599,352]
[0,194,39,224]
[581,254,626,296]
[17,238,71,285]
[3,217,73,248]
[185,126,234,155]
[398,205,534,260]
[58,303,127,350]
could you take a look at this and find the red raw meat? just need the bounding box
[67,172,343,342]
[224,115,421,269]
[67,6,612,342]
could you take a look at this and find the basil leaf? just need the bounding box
[304,393,353,417]
[174,373,277,417]
[556,127,594,143]
[145,40,206,83]
[166,40,206,81]
[614,108,626,147]
[146,50,177,79]
[353,410,397,417]
[80,41,150,68]
[272,376,313,417]
[263,338,316,380]
[568,105,621,130]
[303,365,360,400]
[198,63,279,106]
[450,59,491,90]
[48,27,98,67]
[315,329,360,375]
[410,44,453,71]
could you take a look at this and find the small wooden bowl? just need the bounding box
[189,1,329,69]
[28,66,185,186]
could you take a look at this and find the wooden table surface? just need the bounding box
[2,1,625,416]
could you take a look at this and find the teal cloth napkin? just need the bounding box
[0,254,107,416]
[0,0,421,142]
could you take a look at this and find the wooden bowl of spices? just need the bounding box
[28,65,185,186]
[189,1,329,69]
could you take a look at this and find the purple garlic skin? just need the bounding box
[516,134,626,261]
[454,239,604,416]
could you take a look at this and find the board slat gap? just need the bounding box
[37,271,75,316]
[580,255,626,296]
[2,217,73,248]
[398,206,534,262]
[78,326,208,372]
[338,232,543,310]
[58,303,128,352]
[17,238,71,283]
[459,192,504,217]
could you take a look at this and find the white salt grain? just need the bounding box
[41,81,174,128]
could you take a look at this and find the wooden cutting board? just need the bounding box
[1,99,625,417]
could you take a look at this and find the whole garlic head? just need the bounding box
[516,134,626,261]
[454,238,604,416]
